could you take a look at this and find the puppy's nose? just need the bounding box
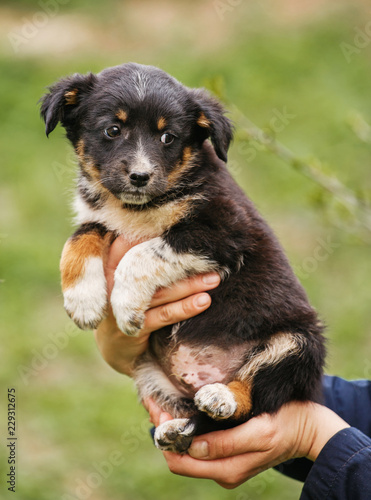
[129,171,150,187]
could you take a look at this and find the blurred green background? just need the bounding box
[1,0,371,499]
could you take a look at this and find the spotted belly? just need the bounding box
[162,343,251,397]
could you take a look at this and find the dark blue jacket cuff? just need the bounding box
[300,427,371,499]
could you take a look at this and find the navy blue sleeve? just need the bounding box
[275,375,371,488]
[322,376,371,436]
[300,427,371,500]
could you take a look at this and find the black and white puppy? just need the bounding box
[40,63,326,453]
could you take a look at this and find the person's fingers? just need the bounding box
[104,237,220,307]
[142,292,212,334]
[162,451,258,487]
[150,273,221,308]
[164,436,286,488]
[188,414,276,460]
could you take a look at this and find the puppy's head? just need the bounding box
[40,63,233,205]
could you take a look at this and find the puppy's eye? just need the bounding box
[104,126,121,138]
[160,133,175,145]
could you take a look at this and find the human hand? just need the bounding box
[147,398,349,489]
[94,235,221,376]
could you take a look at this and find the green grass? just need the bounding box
[1,1,371,499]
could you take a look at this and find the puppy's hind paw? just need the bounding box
[195,383,237,420]
[154,418,196,453]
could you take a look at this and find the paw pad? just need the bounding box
[154,418,196,453]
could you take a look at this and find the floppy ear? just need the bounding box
[39,72,98,137]
[190,88,233,162]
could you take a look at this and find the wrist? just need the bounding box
[305,403,350,461]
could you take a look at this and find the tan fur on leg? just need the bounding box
[227,380,253,420]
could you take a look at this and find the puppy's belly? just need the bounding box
[158,342,252,398]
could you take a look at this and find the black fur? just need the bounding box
[71,222,109,240]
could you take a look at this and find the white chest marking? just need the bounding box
[74,194,193,242]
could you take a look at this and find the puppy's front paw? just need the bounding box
[154,418,196,453]
[194,383,237,420]
[63,257,108,330]
[110,257,154,336]
[110,284,147,336]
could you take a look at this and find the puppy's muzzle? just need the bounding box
[129,171,151,187]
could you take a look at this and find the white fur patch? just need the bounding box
[63,256,107,330]
[133,70,149,101]
[110,237,218,336]
[131,137,154,175]
[73,193,201,243]
[194,383,237,420]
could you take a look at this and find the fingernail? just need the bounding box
[195,294,210,307]
[202,273,220,285]
[189,440,209,459]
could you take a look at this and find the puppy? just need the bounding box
[40,63,326,453]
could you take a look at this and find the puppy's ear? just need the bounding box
[190,89,233,162]
[40,72,97,137]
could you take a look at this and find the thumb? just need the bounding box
[188,414,274,460]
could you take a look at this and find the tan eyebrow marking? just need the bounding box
[197,112,210,128]
[64,89,78,105]
[157,116,167,130]
[116,109,128,122]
